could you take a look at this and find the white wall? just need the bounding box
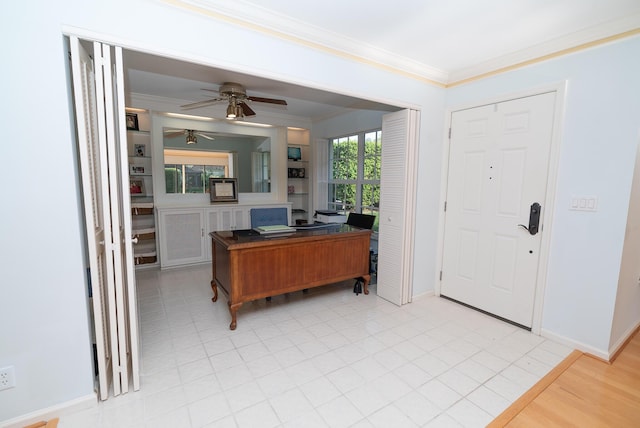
[3,0,638,421]
[0,0,445,421]
[610,139,640,352]
[445,36,640,355]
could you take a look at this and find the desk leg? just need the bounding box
[227,301,242,330]
[211,238,218,302]
[210,280,218,302]
[362,274,371,295]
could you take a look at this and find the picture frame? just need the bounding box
[209,178,238,203]
[129,178,145,195]
[126,112,139,130]
[288,167,305,178]
[130,165,145,175]
[134,144,146,157]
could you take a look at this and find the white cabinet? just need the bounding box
[158,208,206,267]
[158,204,288,268]
[206,206,249,233]
[203,206,250,262]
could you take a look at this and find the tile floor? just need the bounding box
[58,264,572,428]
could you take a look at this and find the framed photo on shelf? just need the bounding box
[130,165,145,174]
[129,178,145,195]
[209,178,238,203]
[126,112,139,130]
[134,144,146,157]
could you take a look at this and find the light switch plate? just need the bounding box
[570,196,598,212]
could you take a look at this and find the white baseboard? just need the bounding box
[608,319,640,359]
[411,290,435,301]
[0,393,96,428]
[540,328,609,360]
[542,319,640,362]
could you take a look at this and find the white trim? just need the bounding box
[541,329,609,361]
[168,0,449,84]
[411,290,436,302]
[436,82,567,334]
[531,82,568,335]
[0,393,96,428]
[167,1,640,86]
[608,320,640,360]
[449,13,640,83]
[61,25,419,115]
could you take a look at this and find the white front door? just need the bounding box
[440,92,556,328]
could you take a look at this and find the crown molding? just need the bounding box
[164,1,639,88]
[442,13,640,86]
[164,0,449,85]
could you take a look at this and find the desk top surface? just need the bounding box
[210,224,370,249]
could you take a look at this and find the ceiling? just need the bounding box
[124,0,640,122]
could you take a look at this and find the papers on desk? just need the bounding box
[253,225,296,235]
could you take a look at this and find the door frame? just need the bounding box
[435,82,567,335]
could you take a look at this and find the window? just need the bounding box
[164,149,234,194]
[328,130,381,230]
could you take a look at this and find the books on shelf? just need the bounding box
[253,225,296,235]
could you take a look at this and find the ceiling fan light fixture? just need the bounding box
[226,103,236,119]
[226,96,238,119]
[186,129,197,144]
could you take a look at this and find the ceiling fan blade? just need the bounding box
[180,98,224,110]
[247,96,287,105]
[196,132,215,140]
[164,131,185,138]
[239,102,256,117]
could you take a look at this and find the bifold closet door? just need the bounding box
[69,36,140,399]
[101,43,141,393]
[70,36,118,400]
[376,109,420,306]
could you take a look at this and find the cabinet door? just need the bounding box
[204,208,225,260]
[158,209,206,267]
[233,207,250,229]
[210,206,250,231]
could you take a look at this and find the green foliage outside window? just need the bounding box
[328,130,381,231]
[165,164,226,194]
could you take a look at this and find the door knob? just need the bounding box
[518,202,541,235]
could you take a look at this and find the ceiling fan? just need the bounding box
[181,82,287,119]
[163,129,216,144]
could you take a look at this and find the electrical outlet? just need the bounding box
[0,366,16,391]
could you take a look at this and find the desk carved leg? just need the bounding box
[227,301,242,330]
[362,274,371,295]
[210,280,218,302]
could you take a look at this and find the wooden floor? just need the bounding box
[489,330,640,427]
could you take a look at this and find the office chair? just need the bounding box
[346,212,376,295]
[250,207,289,228]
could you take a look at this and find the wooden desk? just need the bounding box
[210,225,371,330]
